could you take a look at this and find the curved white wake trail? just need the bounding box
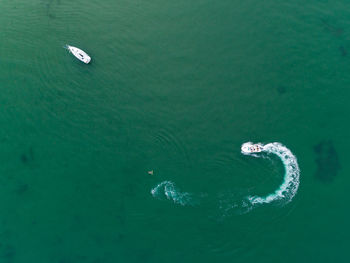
[241,142,300,206]
[151,181,195,206]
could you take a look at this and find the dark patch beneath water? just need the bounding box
[321,18,344,37]
[48,13,56,19]
[14,183,29,195]
[0,244,15,262]
[20,147,34,164]
[20,154,28,163]
[117,232,125,241]
[45,0,61,19]
[339,46,347,57]
[277,86,287,95]
[314,140,340,182]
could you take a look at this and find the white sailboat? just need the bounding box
[66,45,91,64]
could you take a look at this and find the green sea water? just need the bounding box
[0,0,349,262]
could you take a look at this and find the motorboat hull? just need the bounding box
[241,143,264,154]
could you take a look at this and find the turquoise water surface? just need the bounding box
[0,0,349,262]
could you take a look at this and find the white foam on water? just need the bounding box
[241,142,300,206]
[151,181,195,206]
[150,142,299,213]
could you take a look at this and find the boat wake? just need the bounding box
[151,181,196,206]
[150,142,300,213]
[241,142,300,206]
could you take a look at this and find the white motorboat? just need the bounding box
[241,143,264,154]
[66,45,91,64]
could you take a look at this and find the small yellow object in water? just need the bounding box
[148,170,154,175]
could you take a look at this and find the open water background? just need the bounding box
[0,0,349,262]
